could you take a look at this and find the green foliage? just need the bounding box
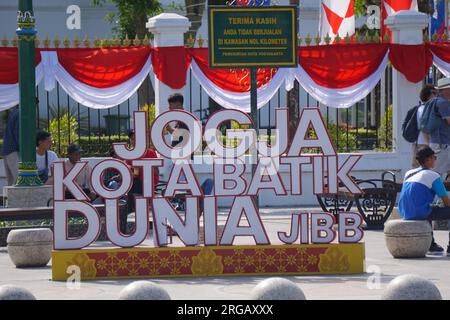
[354,0,367,17]
[326,122,358,153]
[348,128,376,138]
[49,114,79,156]
[231,121,251,130]
[39,105,88,133]
[377,105,393,151]
[91,0,163,38]
[78,135,127,157]
[141,104,156,128]
[48,104,83,120]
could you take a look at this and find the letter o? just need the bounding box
[204,109,255,158]
[151,110,202,160]
[91,160,132,199]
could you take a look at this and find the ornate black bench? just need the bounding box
[317,174,397,230]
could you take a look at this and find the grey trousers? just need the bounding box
[3,151,18,186]
[428,206,450,245]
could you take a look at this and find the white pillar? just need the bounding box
[146,13,191,115]
[385,10,428,177]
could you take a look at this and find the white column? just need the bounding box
[385,11,428,177]
[146,13,191,115]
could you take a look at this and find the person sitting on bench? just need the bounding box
[64,144,97,202]
[399,146,450,255]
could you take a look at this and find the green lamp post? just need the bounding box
[15,0,42,186]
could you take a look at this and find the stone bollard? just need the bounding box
[7,228,53,268]
[251,278,306,300]
[384,220,432,258]
[382,274,442,300]
[0,285,36,300]
[118,281,171,300]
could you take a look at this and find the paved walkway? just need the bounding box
[0,208,449,300]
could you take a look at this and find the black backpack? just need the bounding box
[402,104,420,143]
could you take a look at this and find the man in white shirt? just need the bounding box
[36,131,59,184]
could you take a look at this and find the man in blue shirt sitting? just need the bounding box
[399,146,450,255]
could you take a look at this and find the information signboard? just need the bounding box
[208,6,298,68]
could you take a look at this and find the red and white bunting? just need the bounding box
[294,44,389,108]
[0,48,43,111]
[0,43,449,111]
[189,48,289,111]
[43,47,152,109]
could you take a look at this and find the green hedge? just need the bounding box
[77,136,128,157]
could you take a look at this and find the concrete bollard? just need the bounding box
[251,277,306,300]
[384,220,432,258]
[118,281,171,300]
[7,228,53,268]
[0,285,36,300]
[382,274,442,300]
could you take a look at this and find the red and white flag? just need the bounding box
[382,0,418,39]
[319,0,355,42]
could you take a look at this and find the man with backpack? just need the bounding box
[425,77,450,178]
[402,85,436,167]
